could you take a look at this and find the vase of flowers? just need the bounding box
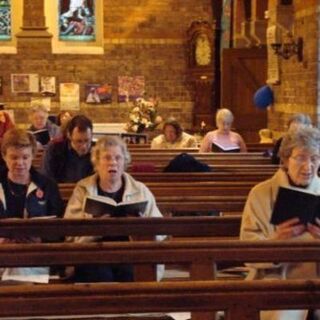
[125,96,162,133]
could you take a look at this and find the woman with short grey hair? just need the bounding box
[91,135,131,170]
[271,112,312,164]
[241,126,320,320]
[65,135,163,283]
[28,104,61,146]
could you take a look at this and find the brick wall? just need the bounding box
[0,0,213,130]
[267,0,319,137]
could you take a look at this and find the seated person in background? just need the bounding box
[0,111,14,140]
[271,113,312,165]
[199,108,247,153]
[28,104,61,147]
[42,115,94,183]
[56,111,73,138]
[64,135,163,282]
[259,128,273,144]
[240,126,320,320]
[0,128,64,282]
[151,117,197,149]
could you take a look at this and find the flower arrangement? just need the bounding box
[125,97,162,133]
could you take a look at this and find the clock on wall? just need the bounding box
[187,20,214,69]
[195,34,212,66]
[187,20,216,127]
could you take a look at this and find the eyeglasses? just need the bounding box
[290,154,320,165]
[71,139,91,146]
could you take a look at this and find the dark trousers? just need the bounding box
[73,264,134,282]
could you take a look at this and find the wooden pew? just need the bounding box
[0,240,320,320]
[0,216,241,239]
[32,149,275,170]
[130,171,274,182]
[59,181,254,200]
[58,186,247,214]
[0,279,318,320]
[0,217,320,320]
[127,142,274,152]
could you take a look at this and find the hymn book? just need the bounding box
[270,187,320,225]
[29,128,50,145]
[211,141,240,153]
[84,195,148,218]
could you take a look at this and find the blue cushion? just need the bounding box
[253,85,274,109]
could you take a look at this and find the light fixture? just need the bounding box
[270,34,303,61]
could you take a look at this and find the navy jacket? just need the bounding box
[0,167,64,219]
[42,138,94,183]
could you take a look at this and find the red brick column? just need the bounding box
[16,0,52,53]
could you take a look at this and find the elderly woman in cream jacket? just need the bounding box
[65,135,163,282]
[240,126,320,320]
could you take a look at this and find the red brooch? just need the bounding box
[36,188,44,199]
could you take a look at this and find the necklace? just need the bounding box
[7,179,28,197]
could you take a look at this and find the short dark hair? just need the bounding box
[67,115,93,136]
[163,117,183,138]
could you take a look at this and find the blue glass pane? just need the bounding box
[59,0,95,41]
[0,0,11,41]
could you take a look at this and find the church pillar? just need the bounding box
[16,0,52,53]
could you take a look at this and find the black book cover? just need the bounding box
[211,142,240,153]
[270,187,320,225]
[84,195,148,218]
[29,129,50,145]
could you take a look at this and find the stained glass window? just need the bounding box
[59,0,95,41]
[0,0,11,40]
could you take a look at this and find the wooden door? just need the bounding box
[222,48,267,143]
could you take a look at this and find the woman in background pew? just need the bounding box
[151,117,197,149]
[64,135,163,282]
[0,128,64,282]
[28,104,61,148]
[199,108,247,153]
[271,113,312,165]
[241,126,320,320]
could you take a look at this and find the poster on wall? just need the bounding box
[40,76,56,95]
[11,74,39,93]
[59,0,95,41]
[60,83,80,110]
[85,83,112,104]
[118,76,145,103]
[0,0,11,40]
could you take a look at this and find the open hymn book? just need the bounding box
[270,187,320,225]
[84,195,148,217]
[211,141,240,153]
[28,128,50,145]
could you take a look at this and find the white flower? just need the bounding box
[126,97,161,132]
[141,117,149,125]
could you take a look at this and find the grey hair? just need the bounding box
[287,113,312,127]
[215,108,234,124]
[279,126,320,162]
[30,104,49,114]
[91,135,131,170]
